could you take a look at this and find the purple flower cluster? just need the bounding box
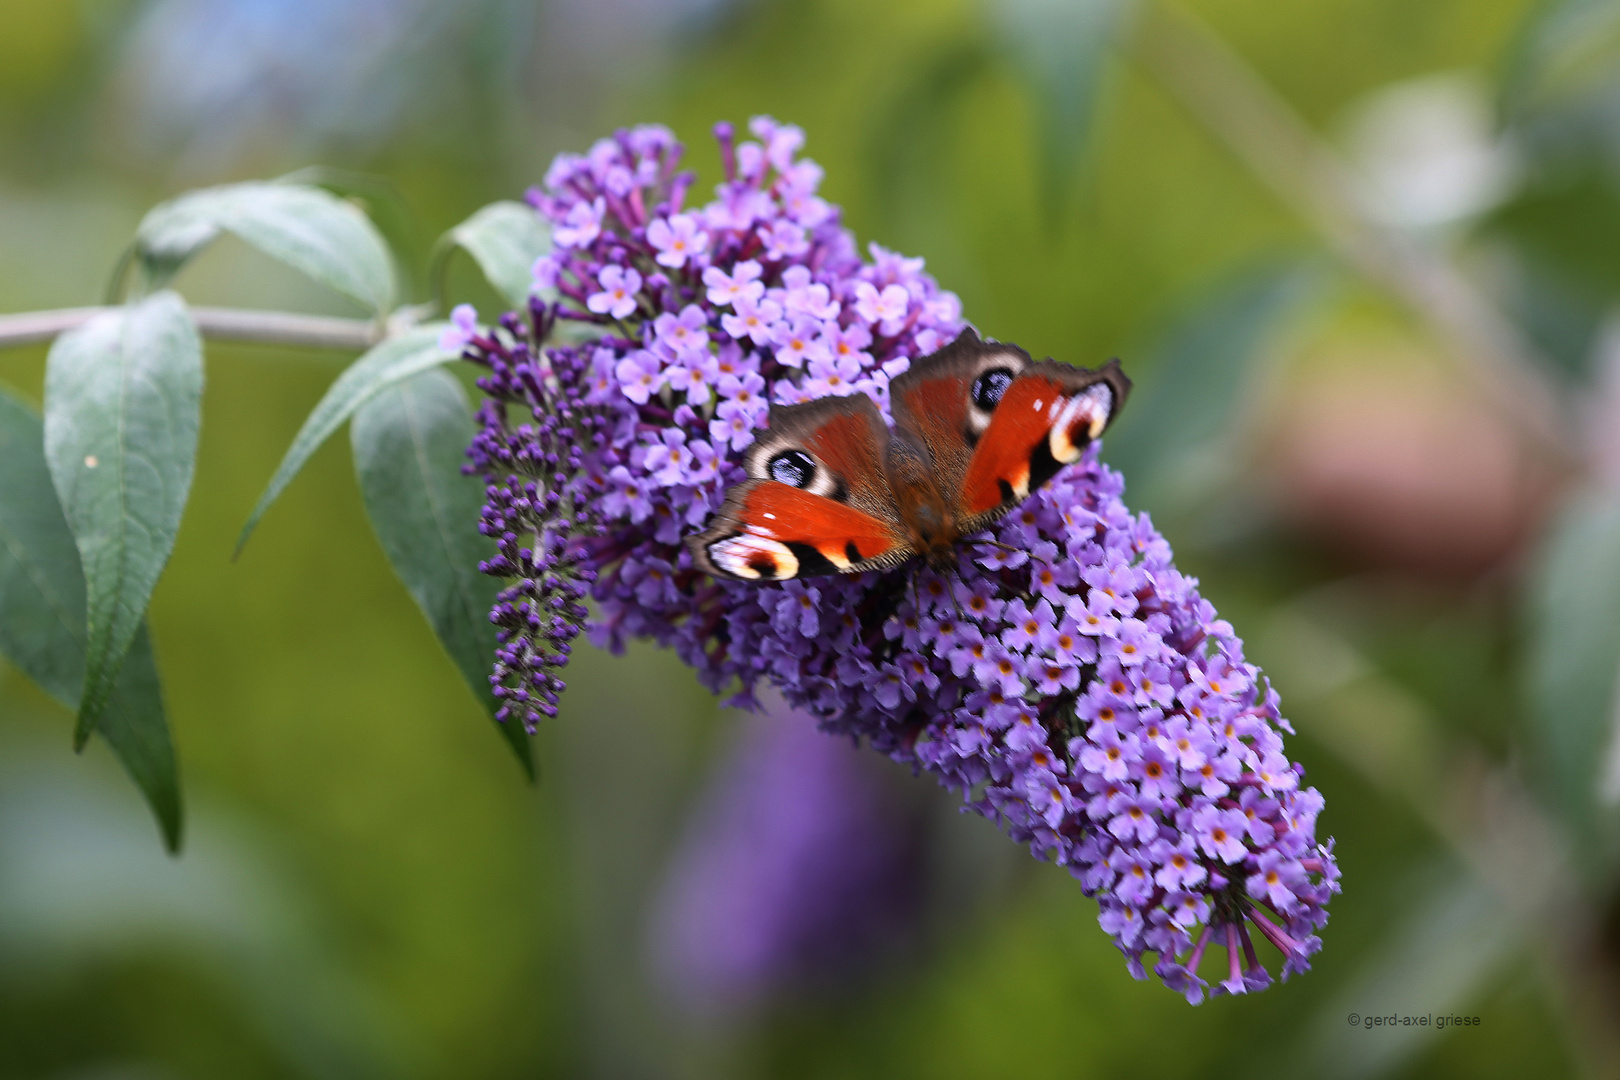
[462,310,606,728]
[457,117,1340,1000]
[648,695,919,1017]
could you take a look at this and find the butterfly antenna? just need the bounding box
[979,539,1022,554]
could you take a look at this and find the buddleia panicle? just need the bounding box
[453,118,1339,997]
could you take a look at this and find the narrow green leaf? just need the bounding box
[1524,488,1620,883]
[438,200,553,310]
[93,629,182,851]
[236,325,454,556]
[0,386,182,850]
[43,292,202,750]
[990,0,1135,217]
[136,182,396,315]
[1103,259,1320,513]
[351,369,533,779]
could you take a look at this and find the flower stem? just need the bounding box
[0,304,382,351]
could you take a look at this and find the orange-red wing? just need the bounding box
[890,330,1033,505]
[958,372,1079,519]
[799,409,886,493]
[689,480,913,580]
[741,392,899,524]
[954,358,1128,527]
[735,482,904,558]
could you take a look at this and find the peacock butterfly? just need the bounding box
[688,328,1131,581]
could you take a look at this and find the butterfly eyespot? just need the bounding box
[768,449,817,488]
[707,534,800,580]
[971,368,1016,411]
[1049,383,1114,463]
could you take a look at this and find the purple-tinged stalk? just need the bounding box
[453,117,1340,999]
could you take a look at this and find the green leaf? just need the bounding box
[0,392,89,707]
[277,165,424,286]
[1485,170,1620,381]
[1501,0,1620,119]
[236,325,455,556]
[1524,488,1620,884]
[436,200,553,310]
[0,386,182,851]
[43,291,202,752]
[990,0,1135,217]
[351,368,533,779]
[1103,259,1320,513]
[135,182,396,315]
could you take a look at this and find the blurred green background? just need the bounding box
[2,0,1619,1076]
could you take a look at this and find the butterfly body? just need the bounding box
[883,432,959,570]
[689,329,1130,581]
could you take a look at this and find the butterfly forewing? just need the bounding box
[691,480,912,580]
[743,392,901,523]
[889,329,1035,507]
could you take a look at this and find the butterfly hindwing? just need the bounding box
[955,358,1129,529]
[690,480,913,580]
[690,392,913,580]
